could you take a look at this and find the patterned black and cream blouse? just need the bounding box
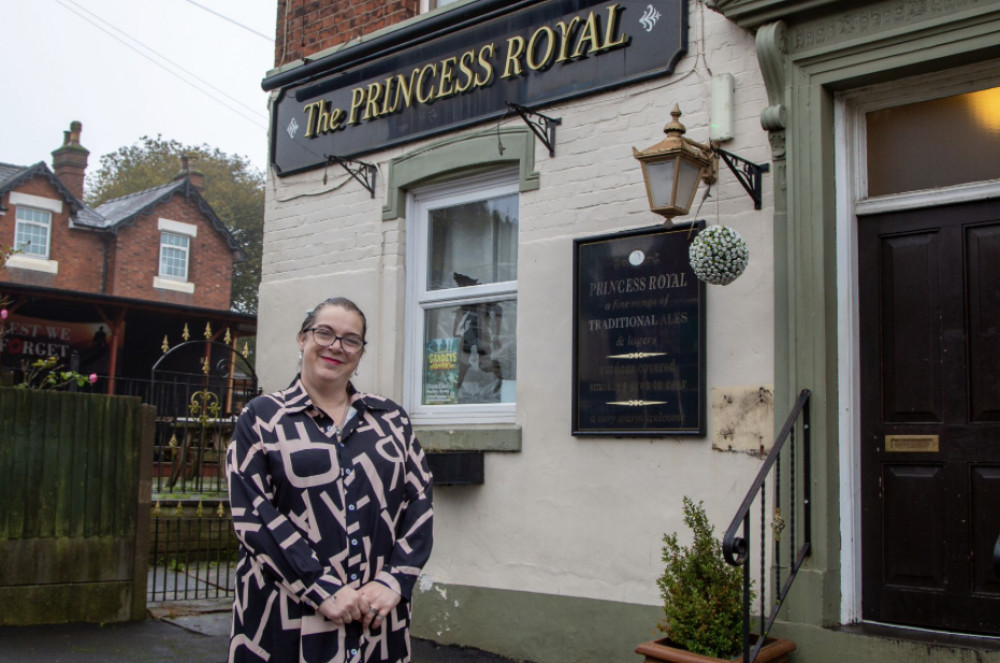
[226,377,434,663]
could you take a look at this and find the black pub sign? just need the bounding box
[267,0,688,175]
[573,225,705,436]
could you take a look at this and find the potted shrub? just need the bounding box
[635,497,795,663]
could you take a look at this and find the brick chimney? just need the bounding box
[51,121,89,200]
[173,154,206,191]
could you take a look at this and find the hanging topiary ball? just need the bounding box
[688,225,749,286]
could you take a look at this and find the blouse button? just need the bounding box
[350,573,358,581]
[351,538,358,546]
[348,504,356,511]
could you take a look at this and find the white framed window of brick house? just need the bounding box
[159,232,190,280]
[7,192,61,274]
[405,169,518,424]
[154,218,196,294]
[15,206,52,259]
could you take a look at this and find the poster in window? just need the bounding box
[572,224,706,436]
[424,337,460,405]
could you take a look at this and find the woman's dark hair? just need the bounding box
[299,297,368,341]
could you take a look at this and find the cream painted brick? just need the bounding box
[259,1,774,608]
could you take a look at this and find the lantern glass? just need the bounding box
[644,158,677,209]
[674,157,704,213]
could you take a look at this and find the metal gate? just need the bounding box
[147,328,258,604]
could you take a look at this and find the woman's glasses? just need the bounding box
[305,327,366,354]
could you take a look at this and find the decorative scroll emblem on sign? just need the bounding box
[286,117,299,140]
[640,5,662,32]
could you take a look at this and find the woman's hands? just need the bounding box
[318,582,401,631]
[318,586,365,626]
[359,581,401,631]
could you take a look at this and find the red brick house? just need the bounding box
[0,122,255,391]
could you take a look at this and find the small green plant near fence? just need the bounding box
[16,356,98,390]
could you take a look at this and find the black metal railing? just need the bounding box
[723,388,812,663]
[994,532,1000,580]
[148,501,238,603]
[95,373,257,496]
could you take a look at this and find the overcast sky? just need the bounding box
[0,0,276,186]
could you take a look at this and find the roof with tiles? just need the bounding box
[0,159,244,259]
[94,178,245,259]
[0,161,106,228]
[0,162,28,186]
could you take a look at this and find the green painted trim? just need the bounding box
[411,579,1000,662]
[750,0,1000,632]
[768,620,1000,662]
[415,425,521,452]
[707,0,844,29]
[382,126,540,221]
[411,580,662,663]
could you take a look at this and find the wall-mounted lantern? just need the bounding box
[633,105,769,227]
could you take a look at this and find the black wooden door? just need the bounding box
[859,198,1000,634]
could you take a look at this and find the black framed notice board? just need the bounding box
[572,223,706,436]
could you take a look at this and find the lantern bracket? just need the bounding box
[325,155,377,198]
[506,102,561,157]
[712,147,769,210]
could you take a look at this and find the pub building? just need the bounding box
[257,0,1000,661]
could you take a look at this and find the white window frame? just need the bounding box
[158,231,190,282]
[7,194,61,273]
[14,205,53,259]
[154,218,197,293]
[404,169,519,425]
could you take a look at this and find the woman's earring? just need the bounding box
[354,365,360,376]
[298,350,303,361]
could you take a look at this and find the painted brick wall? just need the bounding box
[0,177,105,292]
[108,193,234,310]
[258,0,775,623]
[274,0,420,67]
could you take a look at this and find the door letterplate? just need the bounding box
[885,435,939,453]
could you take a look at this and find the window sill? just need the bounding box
[414,424,521,453]
[5,254,58,274]
[153,276,195,294]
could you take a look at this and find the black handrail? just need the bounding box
[994,532,1000,580]
[723,388,812,663]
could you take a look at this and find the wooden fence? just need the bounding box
[0,388,154,625]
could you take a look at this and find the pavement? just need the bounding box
[0,599,528,663]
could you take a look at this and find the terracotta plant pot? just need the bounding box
[635,636,796,663]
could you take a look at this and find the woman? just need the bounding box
[227,297,433,663]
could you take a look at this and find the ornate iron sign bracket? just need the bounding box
[506,102,561,158]
[714,147,770,210]
[326,155,378,198]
